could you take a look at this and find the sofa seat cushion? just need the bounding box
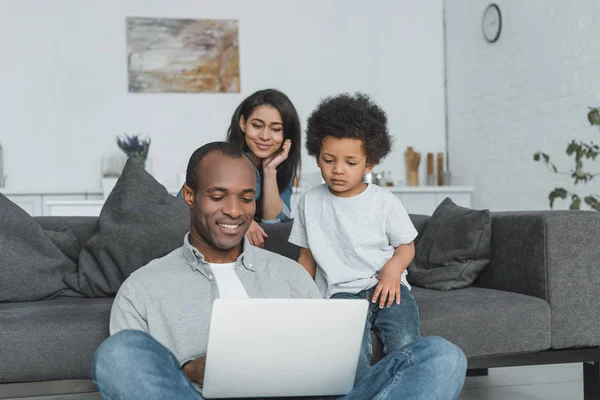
[0,298,113,383]
[413,286,551,357]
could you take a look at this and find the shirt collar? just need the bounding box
[182,233,257,277]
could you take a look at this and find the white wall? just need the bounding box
[0,0,445,192]
[445,0,600,210]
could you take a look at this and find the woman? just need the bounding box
[179,89,301,247]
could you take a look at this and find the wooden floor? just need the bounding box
[460,363,584,400]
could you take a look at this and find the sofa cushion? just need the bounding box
[0,297,113,382]
[45,226,82,265]
[0,194,80,302]
[408,198,491,290]
[64,159,190,297]
[36,216,99,251]
[412,286,551,357]
[262,221,299,261]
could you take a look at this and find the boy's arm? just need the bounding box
[372,241,415,309]
[389,241,416,272]
[298,247,317,279]
[289,192,315,279]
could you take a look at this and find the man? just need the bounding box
[92,141,467,400]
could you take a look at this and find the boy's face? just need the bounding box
[316,137,374,198]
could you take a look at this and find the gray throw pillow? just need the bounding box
[64,159,190,297]
[46,227,82,264]
[407,198,491,290]
[0,194,79,302]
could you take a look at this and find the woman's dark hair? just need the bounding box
[306,92,392,165]
[226,89,301,220]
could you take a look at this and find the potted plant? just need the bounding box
[116,134,151,169]
[533,107,600,210]
[101,134,151,198]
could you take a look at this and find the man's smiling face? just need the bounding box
[186,151,256,255]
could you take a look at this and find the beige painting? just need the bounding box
[126,17,240,93]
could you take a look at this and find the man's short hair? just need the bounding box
[185,141,250,191]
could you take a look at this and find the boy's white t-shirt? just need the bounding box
[289,184,418,298]
[208,263,249,298]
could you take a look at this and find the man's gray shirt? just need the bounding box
[110,234,322,365]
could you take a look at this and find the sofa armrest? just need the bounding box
[474,210,600,348]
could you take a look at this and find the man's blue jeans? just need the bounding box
[92,330,466,400]
[332,284,420,384]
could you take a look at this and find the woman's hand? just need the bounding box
[246,220,268,248]
[262,139,291,172]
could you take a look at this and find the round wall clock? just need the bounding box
[482,4,502,43]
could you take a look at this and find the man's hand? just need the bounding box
[371,259,403,309]
[246,220,268,248]
[182,356,206,385]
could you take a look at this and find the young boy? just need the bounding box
[289,93,420,384]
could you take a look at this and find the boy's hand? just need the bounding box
[371,260,403,309]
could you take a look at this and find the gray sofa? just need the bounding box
[1,211,600,400]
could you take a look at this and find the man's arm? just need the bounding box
[298,247,317,279]
[109,279,149,335]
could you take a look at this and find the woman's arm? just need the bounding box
[261,167,284,220]
[298,247,317,279]
[261,185,293,224]
[261,139,292,221]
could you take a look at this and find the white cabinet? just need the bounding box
[1,189,104,216]
[3,186,473,218]
[390,187,473,215]
[44,200,105,217]
[291,186,474,217]
[5,195,43,216]
[42,195,87,216]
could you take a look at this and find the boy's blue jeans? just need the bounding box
[332,284,420,384]
[93,330,466,400]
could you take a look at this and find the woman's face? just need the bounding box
[240,105,284,161]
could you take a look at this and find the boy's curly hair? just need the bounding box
[305,92,392,165]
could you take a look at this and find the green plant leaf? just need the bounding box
[569,194,581,210]
[584,196,600,211]
[588,107,600,126]
[548,188,568,209]
[567,141,579,156]
[538,107,600,208]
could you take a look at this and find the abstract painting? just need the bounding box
[126,17,240,93]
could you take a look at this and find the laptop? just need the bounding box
[201,298,368,399]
